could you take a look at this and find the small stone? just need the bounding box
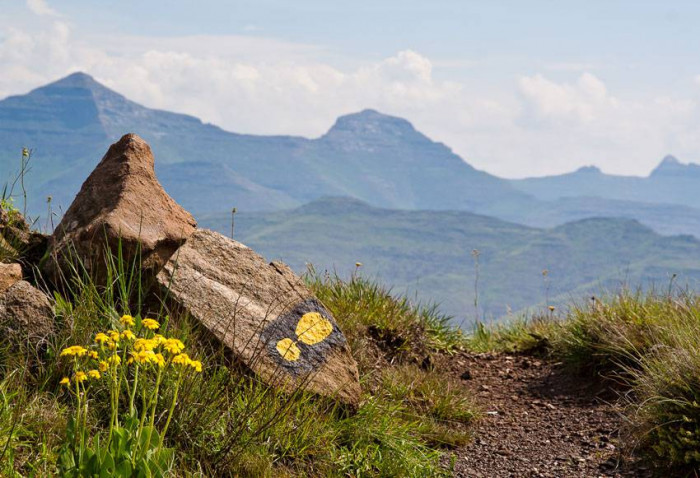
[0,280,54,350]
[0,263,22,293]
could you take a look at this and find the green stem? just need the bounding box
[107,367,118,446]
[159,372,183,451]
[130,365,139,416]
[143,368,163,457]
[137,382,148,442]
[74,381,82,461]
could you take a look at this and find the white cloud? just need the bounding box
[2,5,700,178]
[25,0,59,17]
[519,73,618,123]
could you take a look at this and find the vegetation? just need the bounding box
[0,234,475,476]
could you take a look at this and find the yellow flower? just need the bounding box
[94,333,109,345]
[121,330,135,341]
[152,334,166,345]
[120,314,135,327]
[142,318,160,330]
[88,350,99,360]
[60,345,88,357]
[107,340,119,351]
[131,350,156,365]
[134,338,156,352]
[163,338,185,355]
[172,353,202,372]
[88,370,101,380]
[189,360,203,373]
[98,361,109,372]
[108,330,120,342]
[172,353,191,366]
[59,377,70,386]
[74,371,87,383]
[154,353,166,368]
[107,355,121,366]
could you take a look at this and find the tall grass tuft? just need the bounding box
[548,289,700,470]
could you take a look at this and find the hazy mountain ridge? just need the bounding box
[5,73,700,240]
[0,73,531,218]
[199,197,700,322]
[511,155,700,209]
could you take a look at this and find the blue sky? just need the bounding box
[2,0,700,177]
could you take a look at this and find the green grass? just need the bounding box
[462,315,561,354]
[0,239,476,476]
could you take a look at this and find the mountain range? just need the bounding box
[512,157,700,209]
[199,197,700,320]
[2,72,700,321]
[3,73,700,238]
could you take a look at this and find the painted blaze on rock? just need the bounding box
[157,229,361,406]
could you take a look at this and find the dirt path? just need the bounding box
[448,353,652,478]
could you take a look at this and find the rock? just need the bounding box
[156,229,361,406]
[0,205,48,265]
[0,263,22,293]
[0,280,54,349]
[44,134,196,282]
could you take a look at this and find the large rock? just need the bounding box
[0,280,54,349]
[157,229,361,406]
[45,134,196,282]
[0,263,22,293]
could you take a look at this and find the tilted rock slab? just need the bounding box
[157,229,361,406]
[45,134,196,282]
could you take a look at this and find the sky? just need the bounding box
[2,0,700,177]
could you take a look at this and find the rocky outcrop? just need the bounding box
[0,280,54,349]
[44,133,196,283]
[157,229,361,406]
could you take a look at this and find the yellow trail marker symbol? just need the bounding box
[276,338,301,362]
[296,312,333,345]
[276,312,334,362]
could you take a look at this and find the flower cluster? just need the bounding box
[57,313,204,471]
[59,314,202,387]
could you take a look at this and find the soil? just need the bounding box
[448,353,654,478]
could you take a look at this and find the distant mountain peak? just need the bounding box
[322,109,420,143]
[49,71,99,88]
[296,196,375,215]
[660,154,680,164]
[575,165,602,174]
[650,155,688,177]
